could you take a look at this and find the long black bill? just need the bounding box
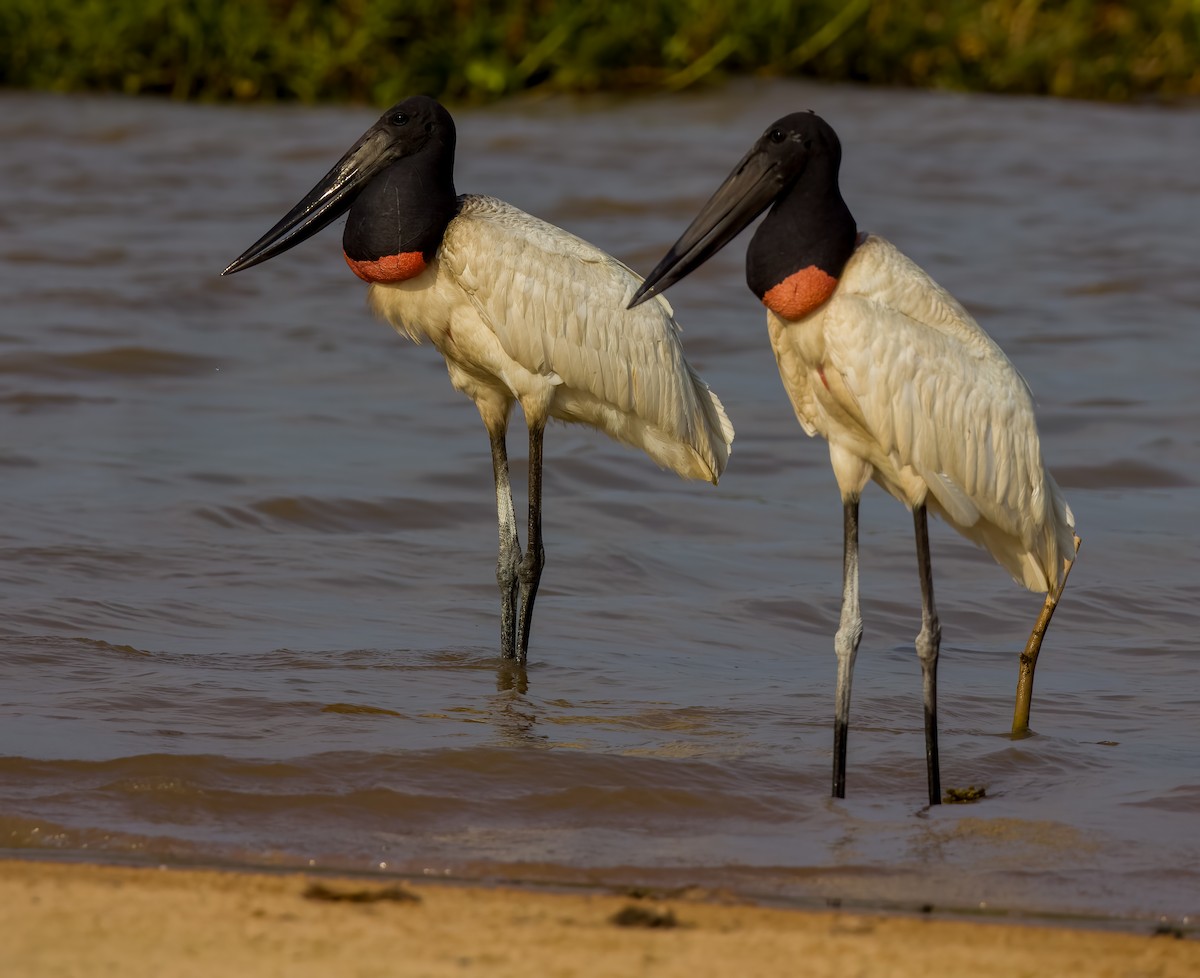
[221,126,395,276]
[628,145,789,308]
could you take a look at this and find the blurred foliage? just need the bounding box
[0,0,1196,104]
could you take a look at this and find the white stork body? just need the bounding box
[368,194,732,484]
[223,97,732,663]
[631,110,1078,804]
[766,233,1074,592]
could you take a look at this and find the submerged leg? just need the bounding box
[832,498,863,799]
[1012,534,1081,736]
[515,422,546,662]
[489,427,521,660]
[913,504,942,807]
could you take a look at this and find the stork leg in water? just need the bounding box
[832,499,862,801]
[487,420,546,661]
[488,426,521,659]
[913,504,942,807]
[834,503,943,806]
[1013,534,1081,736]
[517,423,546,658]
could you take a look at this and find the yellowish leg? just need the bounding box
[1012,534,1081,736]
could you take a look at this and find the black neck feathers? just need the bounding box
[746,134,857,299]
[343,138,458,263]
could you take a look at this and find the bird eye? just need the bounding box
[391,112,409,126]
[769,128,786,144]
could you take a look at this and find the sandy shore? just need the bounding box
[0,859,1194,977]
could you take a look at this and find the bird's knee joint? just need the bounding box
[835,623,862,657]
[518,549,545,584]
[496,557,519,589]
[915,622,941,661]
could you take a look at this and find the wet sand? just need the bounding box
[1,859,1195,977]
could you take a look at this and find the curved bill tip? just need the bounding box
[628,276,662,309]
[628,247,684,309]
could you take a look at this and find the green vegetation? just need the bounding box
[1,0,1196,104]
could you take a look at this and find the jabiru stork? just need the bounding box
[223,96,733,663]
[630,111,1078,805]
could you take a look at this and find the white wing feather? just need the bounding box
[819,236,1074,591]
[441,195,733,483]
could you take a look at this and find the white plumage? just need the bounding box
[222,96,733,663]
[369,194,733,484]
[767,234,1074,592]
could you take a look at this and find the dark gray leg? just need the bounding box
[832,498,863,799]
[515,423,546,662]
[489,428,521,660]
[913,504,942,806]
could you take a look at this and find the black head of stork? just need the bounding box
[222,95,458,282]
[629,110,857,319]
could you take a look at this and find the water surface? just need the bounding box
[1,81,1198,926]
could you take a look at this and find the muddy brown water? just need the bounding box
[1,80,1198,925]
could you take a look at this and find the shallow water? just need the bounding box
[1,80,1198,926]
